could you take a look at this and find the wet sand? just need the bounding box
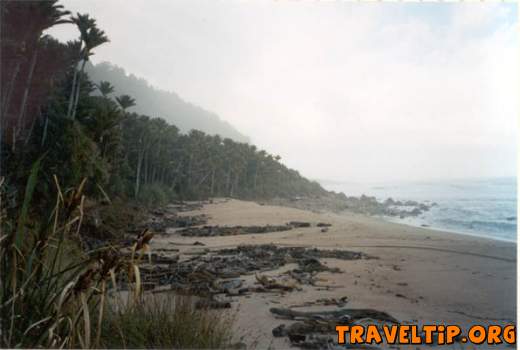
[151,199,516,349]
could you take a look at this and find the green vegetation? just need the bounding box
[100,295,234,348]
[86,62,250,143]
[1,0,330,347]
[2,0,327,208]
[0,173,232,348]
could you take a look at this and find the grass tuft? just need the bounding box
[98,294,234,349]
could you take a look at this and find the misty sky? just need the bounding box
[48,1,518,183]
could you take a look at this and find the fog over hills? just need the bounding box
[86,62,250,143]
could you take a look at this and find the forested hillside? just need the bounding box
[0,1,330,347]
[86,62,250,143]
[1,0,327,209]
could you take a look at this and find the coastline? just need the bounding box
[379,215,518,244]
[151,198,516,349]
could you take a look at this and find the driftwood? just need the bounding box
[270,307,399,324]
[271,307,398,349]
[136,244,374,295]
[289,296,348,308]
[255,274,299,292]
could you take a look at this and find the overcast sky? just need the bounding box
[48,1,518,183]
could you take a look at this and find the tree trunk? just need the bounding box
[2,60,21,118]
[71,59,87,120]
[253,164,258,191]
[134,149,144,198]
[67,60,80,119]
[210,168,215,196]
[234,173,240,197]
[226,170,232,197]
[16,46,39,136]
[144,151,149,185]
[187,154,193,189]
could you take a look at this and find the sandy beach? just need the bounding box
[151,199,516,349]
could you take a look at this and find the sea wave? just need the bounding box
[324,177,517,242]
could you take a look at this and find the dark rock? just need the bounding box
[216,278,243,292]
[289,221,311,228]
[178,224,292,237]
[272,324,288,337]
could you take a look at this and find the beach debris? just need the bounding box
[177,222,335,237]
[289,296,349,308]
[272,324,288,337]
[270,307,398,349]
[135,244,373,296]
[143,214,208,233]
[255,274,299,292]
[270,307,399,323]
[215,278,243,293]
[177,224,293,237]
[289,221,312,228]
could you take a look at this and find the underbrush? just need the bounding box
[137,183,176,207]
[99,294,234,349]
[0,170,234,348]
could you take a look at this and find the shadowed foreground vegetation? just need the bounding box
[0,172,233,348]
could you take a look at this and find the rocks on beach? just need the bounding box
[176,222,333,237]
[270,307,399,349]
[268,193,438,219]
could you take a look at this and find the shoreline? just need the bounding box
[151,198,516,349]
[377,214,518,244]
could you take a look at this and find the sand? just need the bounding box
[152,199,516,349]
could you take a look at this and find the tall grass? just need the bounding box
[98,294,234,349]
[0,168,134,348]
[0,169,234,348]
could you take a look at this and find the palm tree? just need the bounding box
[5,1,71,143]
[116,94,136,111]
[67,13,109,119]
[96,80,114,97]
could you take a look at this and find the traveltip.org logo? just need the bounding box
[336,324,516,346]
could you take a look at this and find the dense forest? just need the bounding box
[86,62,250,143]
[1,0,328,211]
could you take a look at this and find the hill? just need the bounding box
[86,62,250,143]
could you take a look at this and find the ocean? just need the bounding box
[321,177,517,242]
